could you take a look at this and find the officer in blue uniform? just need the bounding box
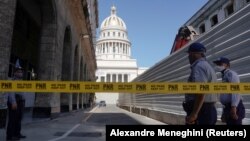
[213,57,245,125]
[183,42,218,125]
[6,60,26,141]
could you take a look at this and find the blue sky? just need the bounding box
[97,0,208,68]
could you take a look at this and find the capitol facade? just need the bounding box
[95,6,147,104]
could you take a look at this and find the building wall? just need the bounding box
[188,0,249,35]
[0,0,98,118]
[0,0,17,79]
[95,59,144,104]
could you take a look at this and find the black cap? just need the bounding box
[213,57,230,65]
[187,42,206,53]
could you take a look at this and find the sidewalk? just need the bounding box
[0,106,95,141]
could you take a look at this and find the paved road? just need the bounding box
[1,105,165,141]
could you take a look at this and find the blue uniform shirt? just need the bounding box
[7,92,17,104]
[220,69,241,107]
[185,58,218,102]
[7,77,25,104]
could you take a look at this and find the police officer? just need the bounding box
[183,42,218,125]
[213,57,245,125]
[6,60,26,141]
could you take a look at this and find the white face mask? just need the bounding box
[215,66,225,72]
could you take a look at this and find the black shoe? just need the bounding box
[6,136,20,141]
[18,134,26,139]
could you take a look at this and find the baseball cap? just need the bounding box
[213,57,230,65]
[187,42,206,53]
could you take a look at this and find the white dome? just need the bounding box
[100,6,127,30]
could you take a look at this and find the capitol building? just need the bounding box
[95,6,147,104]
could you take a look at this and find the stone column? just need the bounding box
[33,1,59,118]
[0,0,17,79]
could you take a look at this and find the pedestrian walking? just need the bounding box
[213,57,245,125]
[183,42,218,125]
[6,59,26,141]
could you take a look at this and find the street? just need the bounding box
[1,105,165,141]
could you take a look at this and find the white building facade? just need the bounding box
[95,6,147,104]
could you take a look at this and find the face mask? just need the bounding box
[215,66,225,72]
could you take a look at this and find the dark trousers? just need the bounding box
[223,100,245,125]
[7,99,25,138]
[183,101,217,125]
[0,109,7,128]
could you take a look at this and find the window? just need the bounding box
[118,74,122,82]
[113,32,115,36]
[113,47,116,53]
[103,33,105,37]
[112,74,116,82]
[118,32,120,37]
[210,15,218,27]
[108,32,110,36]
[199,24,205,34]
[106,74,110,82]
[225,3,234,17]
[124,74,128,82]
[101,76,105,82]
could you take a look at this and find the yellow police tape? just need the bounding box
[0,80,250,94]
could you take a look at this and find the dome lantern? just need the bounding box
[111,5,116,15]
